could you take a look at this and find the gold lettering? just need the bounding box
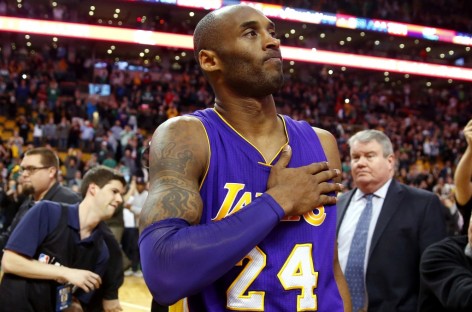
[214,183,245,220]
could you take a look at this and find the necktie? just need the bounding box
[345,194,374,312]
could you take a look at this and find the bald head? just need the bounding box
[193,5,261,63]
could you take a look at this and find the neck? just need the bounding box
[78,201,101,239]
[214,96,279,137]
[34,180,56,201]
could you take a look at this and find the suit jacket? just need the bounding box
[337,179,447,312]
[418,235,472,312]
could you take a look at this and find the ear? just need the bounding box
[88,183,98,196]
[199,49,221,73]
[49,167,58,179]
[387,154,395,170]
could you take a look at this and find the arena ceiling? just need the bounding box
[3,0,472,88]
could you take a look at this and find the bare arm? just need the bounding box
[139,116,208,231]
[315,127,351,310]
[455,119,472,205]
[2,250,101,293]
[315,127,342,183]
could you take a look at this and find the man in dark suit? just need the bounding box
[336,129,447,312]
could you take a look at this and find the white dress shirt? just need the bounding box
[338,179,392,273]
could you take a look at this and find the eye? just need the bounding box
[269,31,278,38]
[244,30,258,37]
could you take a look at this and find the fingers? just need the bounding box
[305,162,340,182]
[273,145,292,169]
[317,181,344,196]
[79,273,102,293]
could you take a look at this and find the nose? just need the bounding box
[264,32,280,50]
[117,194,124,204]
[356,156,368,167]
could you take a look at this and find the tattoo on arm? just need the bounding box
[158,142,193,175]
[140,141,203,230]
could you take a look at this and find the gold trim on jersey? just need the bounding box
[211,108,289,165]
[194,117,211,191]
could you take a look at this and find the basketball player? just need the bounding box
[139,4,351,311]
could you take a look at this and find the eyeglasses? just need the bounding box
[19,166,50,175]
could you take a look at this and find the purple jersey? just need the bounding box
[187,108,343,311]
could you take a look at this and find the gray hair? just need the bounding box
[347,129,394,157]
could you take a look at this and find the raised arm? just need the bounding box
[455,119,472,205]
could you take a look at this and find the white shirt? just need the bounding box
[338,179,392,273]
[123,190,148,227]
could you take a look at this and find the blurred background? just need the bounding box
[0,0,471,310]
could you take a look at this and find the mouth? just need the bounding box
[264,52,282,63]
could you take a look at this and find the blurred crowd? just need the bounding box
[1,0,471,33]
[0,0,472,240]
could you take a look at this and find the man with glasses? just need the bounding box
[0,147,80,253]
[0,147,126,311]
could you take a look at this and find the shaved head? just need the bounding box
[193,5,259,63]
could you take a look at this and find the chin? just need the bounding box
[354,178,372,187]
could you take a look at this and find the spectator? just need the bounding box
[419,213,472,310]
[0,165,126,312]
[0,147,81,255]
[56,116,71,151]
[336,129,447,312]
[42,117,57,147]
[454,119,472,235]
[80,120,95,153]
[123,176,148,277]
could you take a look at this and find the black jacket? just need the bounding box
[0,182,81,252]
[419,235,472,312]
